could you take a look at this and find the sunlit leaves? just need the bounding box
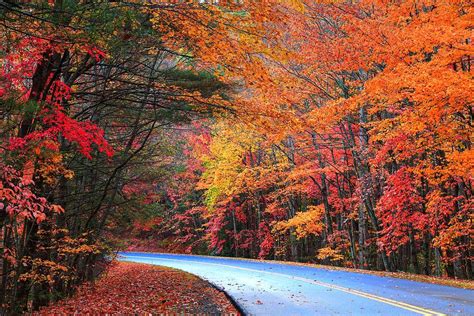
[274,205,324,239]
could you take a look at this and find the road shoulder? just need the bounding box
[35,261,240,315]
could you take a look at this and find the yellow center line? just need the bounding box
[122,255,446,316]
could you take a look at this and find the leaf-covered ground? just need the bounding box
[36,261,240,315]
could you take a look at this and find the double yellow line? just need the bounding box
[123,255,446,316]
[289,275,446,316]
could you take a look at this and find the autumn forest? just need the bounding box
[0,0,472,313]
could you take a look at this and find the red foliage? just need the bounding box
[0,163,63,224]
[377,168,427,254]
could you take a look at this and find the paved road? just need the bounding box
[119,252,473,316]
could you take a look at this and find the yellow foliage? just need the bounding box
[279,0,305,12]
[274,205,324,239]
[317,247,344,262]
[198,120,262,208]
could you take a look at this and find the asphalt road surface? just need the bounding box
[119,252,473,316]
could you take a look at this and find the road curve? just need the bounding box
[119,252,473,316]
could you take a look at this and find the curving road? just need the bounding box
[119,252,473,316]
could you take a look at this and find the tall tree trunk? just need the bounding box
[354,108,391,271]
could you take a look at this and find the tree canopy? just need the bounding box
[0,0,472,312]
